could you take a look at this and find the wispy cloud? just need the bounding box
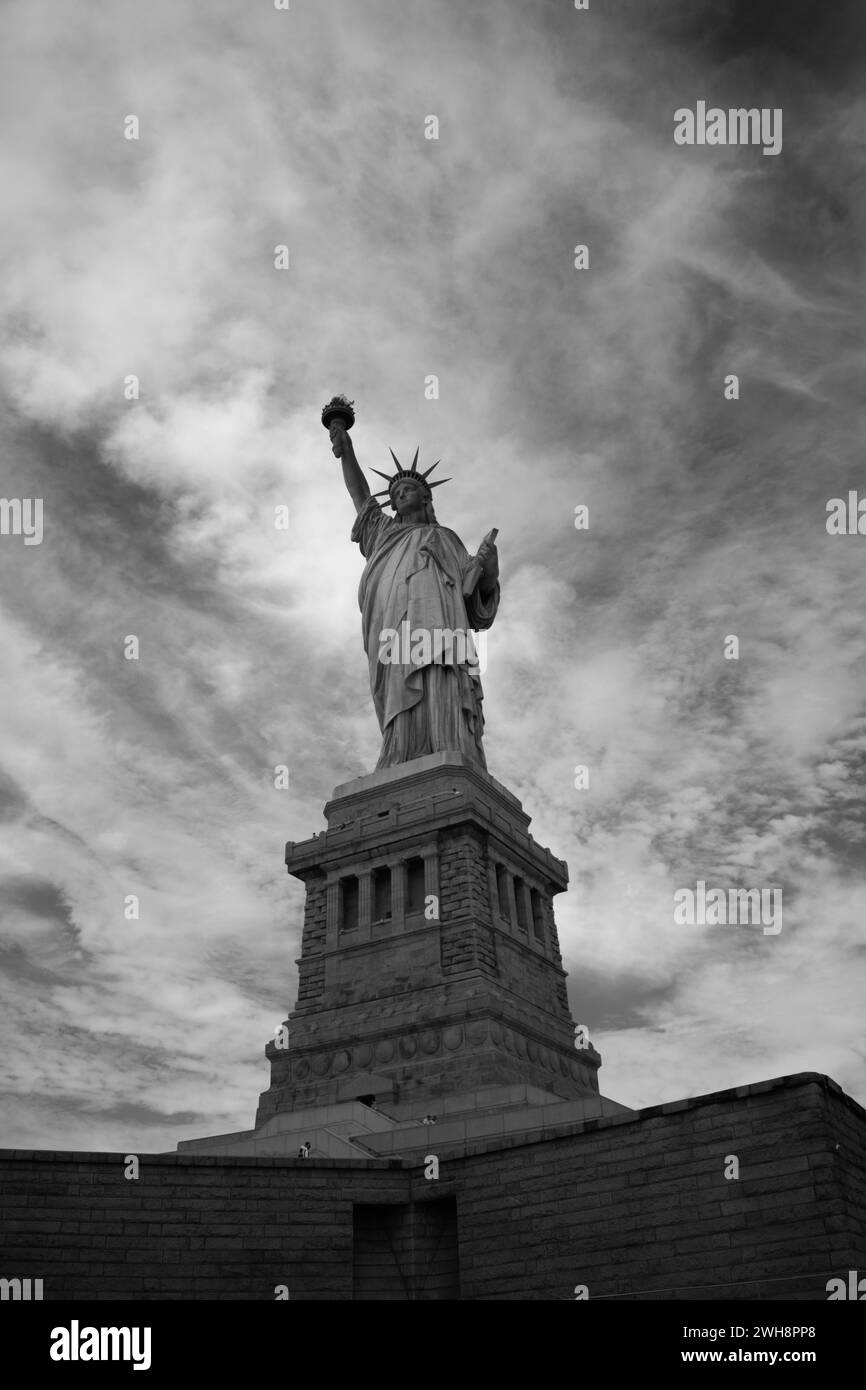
[0,0,863,1149]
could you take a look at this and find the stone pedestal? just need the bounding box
[254,752,603,1126]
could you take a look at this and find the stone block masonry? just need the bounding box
[1,1074,862,1300]
[257,753,599,1122]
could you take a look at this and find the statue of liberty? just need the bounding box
[323,397,500,771]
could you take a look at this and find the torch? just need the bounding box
[321,395,356,455]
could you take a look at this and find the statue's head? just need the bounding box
[369,448,450,525]
[390,475,436,523]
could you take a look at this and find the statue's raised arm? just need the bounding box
[320,393,499,772]
[322,396,369,514]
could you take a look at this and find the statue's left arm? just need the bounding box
[476,536,499,598]
[463,537,500,630]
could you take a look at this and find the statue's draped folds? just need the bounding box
[351,495,499,769]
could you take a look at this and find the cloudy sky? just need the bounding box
[1,0,864,1152]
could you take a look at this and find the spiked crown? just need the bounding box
[368,448,451,505]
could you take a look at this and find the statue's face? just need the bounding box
[391,479,427,518]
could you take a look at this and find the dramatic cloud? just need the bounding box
[0,0,863,1149]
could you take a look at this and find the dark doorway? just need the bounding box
[372,866,392,921]
[405,856,426,915]
[352,1198,460,1300]
[340,875,359,931]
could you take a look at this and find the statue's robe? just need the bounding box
[351,495,499,769]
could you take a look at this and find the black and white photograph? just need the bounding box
[1,0,864,1350]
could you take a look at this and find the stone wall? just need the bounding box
[258,757,593,1120]
[1,1074,862,1301]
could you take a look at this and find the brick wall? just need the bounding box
[816,1076,866,1277]
[295,957,324,1007]
[493,934,574,1032]
[451,1073,861,1301]
[353,1197,459,1299]
[0,1154,407,1301]
[300,871,326,955]
[439,826,498,976]
[439,827,493,927]
[1,1074,862,1300]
